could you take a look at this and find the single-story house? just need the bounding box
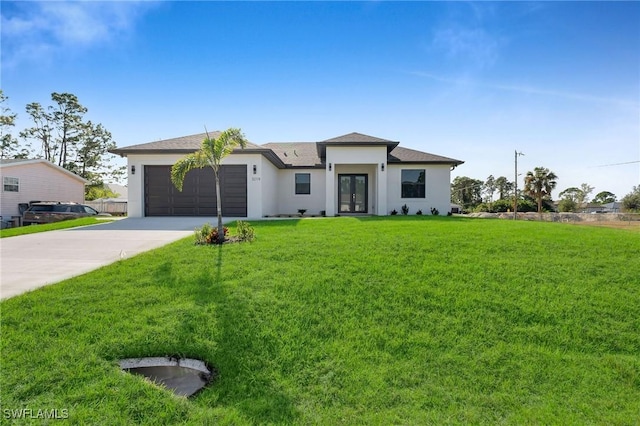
[581,203,605,213]
[0,159,88,221]
[602,202,622,213]
[111,132,464,219]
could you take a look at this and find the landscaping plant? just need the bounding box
[171,128,248,244]
[235,220,255,242]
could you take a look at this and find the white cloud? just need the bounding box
[1,1,156,67]
[431,26,501,69]
[409,71,639,108]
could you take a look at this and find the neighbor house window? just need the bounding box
[401,169,425,198]
[3,177,19,192]
[295,173,311,194]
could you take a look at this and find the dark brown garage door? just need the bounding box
[144,165,247,217]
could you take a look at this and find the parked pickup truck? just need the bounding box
[22,202,108,225]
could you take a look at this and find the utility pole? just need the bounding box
[514,150,524,220]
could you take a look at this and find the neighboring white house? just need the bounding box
[111,132,464,219]
[0,159,88,220]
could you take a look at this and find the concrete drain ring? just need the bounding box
[119,357,216,397]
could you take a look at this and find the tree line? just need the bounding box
[0,90,124,200]
[452,169,640,213]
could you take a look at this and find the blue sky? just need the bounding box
[2,1,639,199]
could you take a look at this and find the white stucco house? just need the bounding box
[0,159,88,221]
[111,132,464,219]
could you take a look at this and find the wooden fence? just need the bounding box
[85,200,128,216]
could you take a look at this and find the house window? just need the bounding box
[3,177,19,192]
[401,169,425,198]
[295,173,311,194]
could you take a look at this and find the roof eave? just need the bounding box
[110,147,289,169]
[109,148,200,156]
[232,149,287,169]
[388,160,465,166]
[316,141,400,158]
[284,164,326,169]
[0,159,89,184]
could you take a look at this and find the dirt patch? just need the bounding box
[571,221,640,232]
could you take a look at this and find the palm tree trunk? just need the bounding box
[214,167,224,244]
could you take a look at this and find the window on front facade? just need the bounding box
[401,169,425,198]
[3,177,19,192]
[295,173,311,194]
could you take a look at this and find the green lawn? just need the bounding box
[0,217,114,238]
[1,217,638,424]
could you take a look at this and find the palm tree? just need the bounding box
[524,167,558,213]
[171,128,248,243]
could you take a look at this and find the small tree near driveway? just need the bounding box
[171,128,248,244]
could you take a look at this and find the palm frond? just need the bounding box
[211,128,248,163]
[171,153,207,191]
[172,127,248,193]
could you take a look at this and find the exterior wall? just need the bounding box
[324,146,387,216]
[125,153,264,219]
[1,163,85,219]
[387,164,452,215]
[276,169,326,216]
[259,156,279,217]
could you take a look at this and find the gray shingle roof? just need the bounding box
[110,131,463,168]
[321,132,396,144]
[261,142,323,167]
[389,146,464,165]
[110,132,262,154]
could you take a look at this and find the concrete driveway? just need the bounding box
[0,217,231,300]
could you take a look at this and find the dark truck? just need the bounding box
[22,202,105,225]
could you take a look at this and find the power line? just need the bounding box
[591,160,640,168]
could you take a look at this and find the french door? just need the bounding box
[338,174,368,213]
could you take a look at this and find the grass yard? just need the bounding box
[0,217,114,238]
[1,217,638,424]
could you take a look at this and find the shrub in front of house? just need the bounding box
[194,223,213,245]
[236,220,255,242]
[194,223,229,245]
[208,227,229,244]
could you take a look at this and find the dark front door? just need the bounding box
[338,174,368,213]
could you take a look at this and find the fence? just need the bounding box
[85,200,128,216]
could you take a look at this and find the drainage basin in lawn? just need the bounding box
[119,357,214,397]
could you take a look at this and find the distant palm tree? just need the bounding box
[171,128,248,243]
[524,167,558,213]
